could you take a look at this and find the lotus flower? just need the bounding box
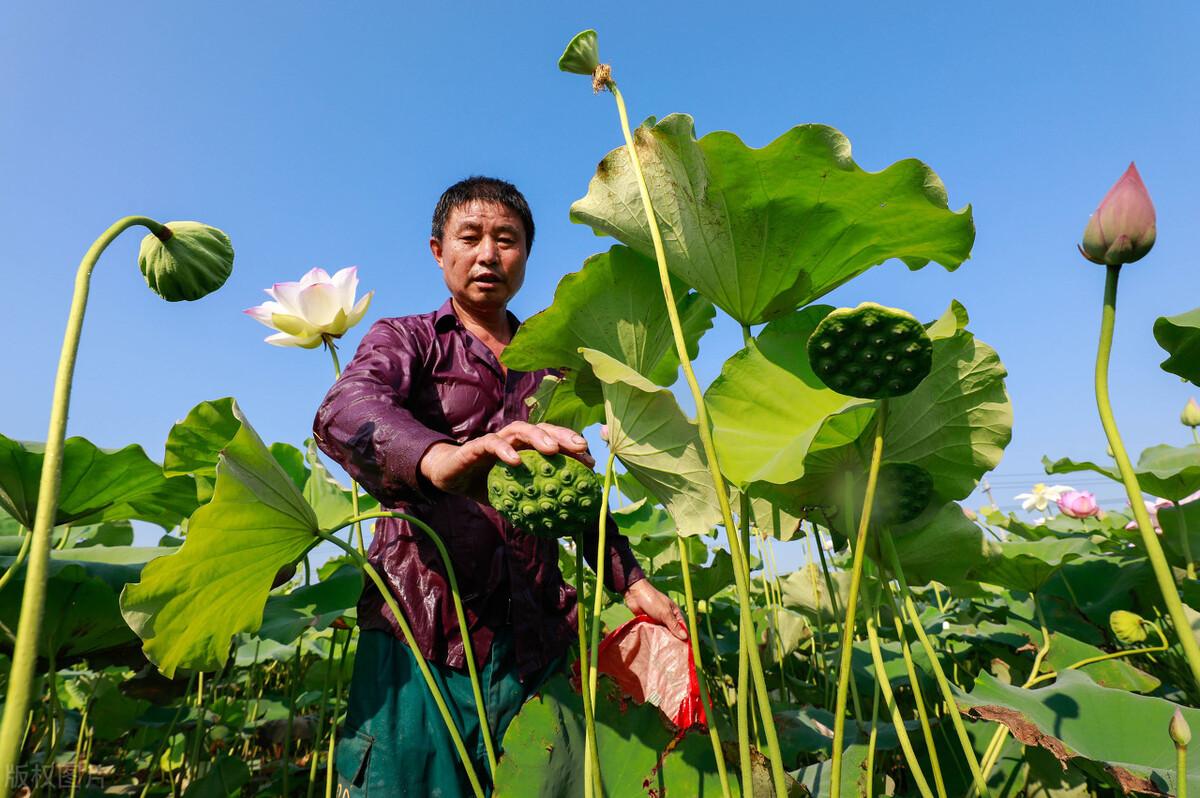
[245,267,373,348]
[1079,163,1157,266]
[1171,708,1192,748]
[1127,489,1200,533]
[1014,483,1073,513]
[1057,490,1100,519]
[1182,398,1200,429]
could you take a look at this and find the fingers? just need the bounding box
[668,600,688,640]
[498,422,595,467]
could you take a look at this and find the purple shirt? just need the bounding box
[313,299,645,678]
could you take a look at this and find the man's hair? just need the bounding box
[431,176,535,253]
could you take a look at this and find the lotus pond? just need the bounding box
[4,27,1200,798]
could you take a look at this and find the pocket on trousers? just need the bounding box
[335,730,375,796]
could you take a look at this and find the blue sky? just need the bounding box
[2,3,1197,568]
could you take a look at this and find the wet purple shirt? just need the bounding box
[313,299,644,678]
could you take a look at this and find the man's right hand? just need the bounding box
[419,421,594,502]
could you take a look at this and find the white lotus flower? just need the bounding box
[245,267,373,348]
[1014,483,1074,513]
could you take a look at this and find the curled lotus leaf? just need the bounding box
[138,221,234,302]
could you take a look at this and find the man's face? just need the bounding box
[430,200,528,313]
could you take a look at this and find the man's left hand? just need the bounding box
[623,579,687,641]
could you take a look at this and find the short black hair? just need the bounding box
[431,176,535,253]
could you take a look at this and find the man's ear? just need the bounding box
[429,236,444,269]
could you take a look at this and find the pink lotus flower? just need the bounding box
[1057,490,1100,519]
[245,266,373,348]
[1079,163,1157,266]
[1127,489,1200,533]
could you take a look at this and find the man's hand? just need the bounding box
[624,579,687,641]
[419,421,594,501]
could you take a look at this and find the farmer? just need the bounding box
[313,176,685,797]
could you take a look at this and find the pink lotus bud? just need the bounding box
[1079,163,1156,266]
[1057,489,1100,519]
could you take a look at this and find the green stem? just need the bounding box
[736,495,754,796]
[325,627,353,798]
[865,654,882,798]
[324,337,365,556]
[307,632,338,798]
[327,510,496,774]
[0,215,164,794]
[1177,500,1196,581]
[576,544,603,798]
[703,609,734,716]
[879,529,990,796]
[883,580,947,798]
[1179,743,1188,798]
[315,529,485,798]
[831,401,887,798]
[804,527,832,706]
[0,531,32,595]
[68,701,88,798]
[676,538,733,798]
[605,79,788,798]
[587,453,617,707]
[1095,264,1200,690]
[1025,622,1169,687]
[863,606,935,798]
[283,641,299,796]
[139,673,196,798]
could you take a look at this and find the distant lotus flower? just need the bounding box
[1057,490,1100,519]
[245,267,373,348]
[1015,483,1073,513]
[1127,489,1200,533]
[1182,398,1200,429]
[1079,163,1157,266]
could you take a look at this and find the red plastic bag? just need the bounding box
[594,615,706,732]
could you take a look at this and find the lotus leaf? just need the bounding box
[1154,306,1200,386]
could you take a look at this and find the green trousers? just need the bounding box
[335,628,558,798]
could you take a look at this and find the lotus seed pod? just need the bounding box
[807,303,932,399]
[871,463,935,526]
[138,221,234,302]
[486,450,603,539]
[1171,708,1192,748]
[1110,610,1148,644]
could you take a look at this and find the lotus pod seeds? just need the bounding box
[487,450,603,539]
[871,463,934,526]
[807,303,932,399]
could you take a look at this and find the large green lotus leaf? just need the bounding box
[706,305,873,488]
[1044,444,1200,502]
[523,373,606,431]
[303,439,378,530]
[257,566,362,645]
[1154,307,1200,385]
[0,546,171,661]
[958,669,1200,795]
[570,114,975,325]
[582,348,722,535]
[1160,499,1200,568]
[792,743,875,797]
[120,400,321,676]
[890,502,989,587]
[163,397,243,478]
[503,245,715,387]
[0,434,197,531]
[779,563,852,625]
[493,672,744,797]
[650,549,735,602]
[970,537,1097,594]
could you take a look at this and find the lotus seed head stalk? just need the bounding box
[1079,163,1156,266]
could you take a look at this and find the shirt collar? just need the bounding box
[434,297,522,334]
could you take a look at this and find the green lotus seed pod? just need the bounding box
[871,463,934,526]
[138,221,234,302]
[486,449,603,539]
[1110,610,1148,644]
[806,303,932,399]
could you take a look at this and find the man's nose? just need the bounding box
[477,236,499,264]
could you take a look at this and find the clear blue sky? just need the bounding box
[2,3,1198,567]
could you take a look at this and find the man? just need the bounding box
[313,176,684,797]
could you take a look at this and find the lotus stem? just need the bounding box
[328,510,497,774]
[325,627,353,798]
[865,657,882,798]
[139,672,196,798]
[676,538,734,798]
[315,528,485,798]
[307,631,338,798]
[605,78,788,798]
[1094,264,1200,690]
[0,215,165,795]
[736,494,754,795]
[804,526,832,705]
[325,337,365,557]
[587,452,616,707]
[283,640,299,796]
[69,700,89,798]
[576,544,603,798]
[0,531,32,595]
[831,401,887,798]
[1180,744,1188,798]
[883,580,947,798]
[1025,621,1169,687]
[879,529,990,796]
[1177,500,1196,580]
[863,604,935,798]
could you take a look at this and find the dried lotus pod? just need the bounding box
[487,450,602,539]
[807,302,932,399]
[138,221,234,302]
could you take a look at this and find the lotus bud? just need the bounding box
[1057,490,1100,519]
[1079,163,1156,266]
[138,221,234,302]
[1182,398,1200,429]
[1171,708,1192,748]
[1110,609,1149,644]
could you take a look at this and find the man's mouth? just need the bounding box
[471,273,503,286]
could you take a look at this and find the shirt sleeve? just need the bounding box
[313,319,454,506]
[580,512,646,595]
